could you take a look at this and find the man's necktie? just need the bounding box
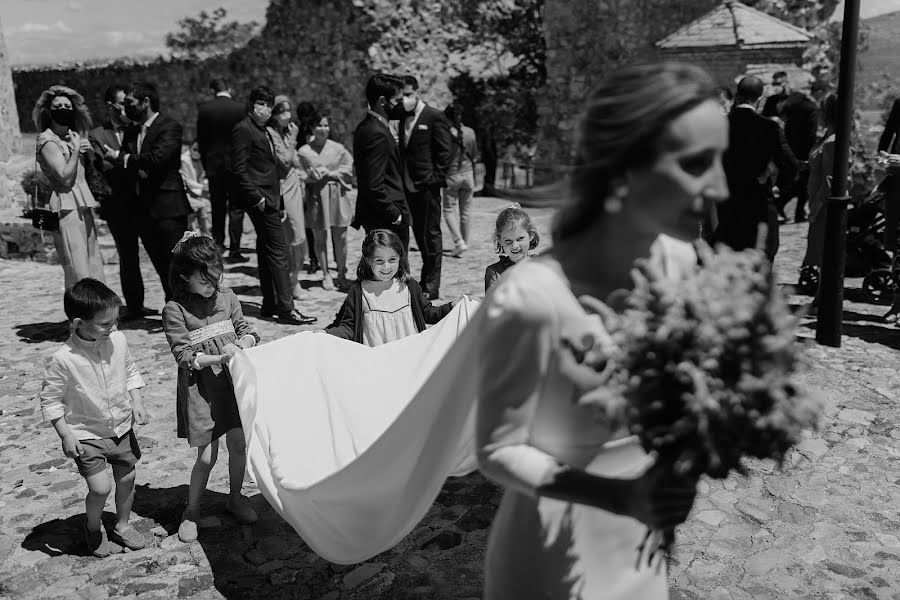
[137,124,147,153]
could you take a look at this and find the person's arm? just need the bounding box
[414,281,454,323]
[329,143,355,190]
[231,123,267,212]
[120,335,149,425]
[772,123,799,184]
[269,127,297,171]
[476,276,695,529]
[38,136,80,189]
[324,293,357,340]
[227,289,260,348]
[127,120,183,172]
[39,355,82,458]
[162,303,226,370]
[358,131,401,224]
[484,265,499,294]
[429,113,453,187]
[879,100,900,153]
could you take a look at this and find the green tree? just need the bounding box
[165,7,259,60]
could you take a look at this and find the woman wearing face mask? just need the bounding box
[33,85,106,288]
[267,96,310,301]
[299,112,355,292]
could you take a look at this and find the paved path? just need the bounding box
[0,201,898,599]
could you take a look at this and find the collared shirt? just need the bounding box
[40,330,145,440]
[403,100,427,144]
[137,111,159,153]
[216,91,232,98]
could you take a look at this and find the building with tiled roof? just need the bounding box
[657,0,813,89]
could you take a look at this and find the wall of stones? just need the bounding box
[659,46,808,88]
[537,0,722,173]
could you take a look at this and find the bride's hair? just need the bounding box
[554,62,717,242]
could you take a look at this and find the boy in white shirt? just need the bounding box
[40,278,150,557]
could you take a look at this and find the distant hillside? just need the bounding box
[858,10,899,111]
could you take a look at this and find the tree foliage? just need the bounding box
[165,7,259,60]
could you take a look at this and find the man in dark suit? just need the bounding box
[232,85,316,326]
[717,76,798,260]
[879,98,900,253]
[780,90,819,222]
[197,77,247,262]
[89,83,154,320]
[399,75,452,300]
[106,81,191,302]
[352,73,411,248]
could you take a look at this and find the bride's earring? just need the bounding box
[604,185,627,214]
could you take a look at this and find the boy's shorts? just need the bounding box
[74,430,141,477]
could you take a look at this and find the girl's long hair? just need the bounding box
[356,229,410,283]
[32,85,93,134]
[444,103,465,170]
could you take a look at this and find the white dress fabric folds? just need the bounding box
[228,298,481,564]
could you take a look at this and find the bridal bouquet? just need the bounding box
[561,243,821,563]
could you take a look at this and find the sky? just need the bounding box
[2,0,899,67]
[1,0,268,66]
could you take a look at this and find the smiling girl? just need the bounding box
[325,229,459,346]
[161,232,261,542]
[484,203,541,293]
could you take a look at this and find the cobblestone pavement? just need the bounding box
[1,199,899,599]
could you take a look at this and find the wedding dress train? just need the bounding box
[228,298,481,564]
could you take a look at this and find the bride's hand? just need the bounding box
[626,460,698,531]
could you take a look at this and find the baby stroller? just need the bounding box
[798,181,894,303]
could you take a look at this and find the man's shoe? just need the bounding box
[225,252,249,264]
[276,310,317,325]
[110,525,146,550]
[225,496,259,525]
[84,522,110,557]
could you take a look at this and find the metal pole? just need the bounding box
[815,0,861,347]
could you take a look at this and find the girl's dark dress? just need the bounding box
[484,256,516,293]
[163,288,259,447]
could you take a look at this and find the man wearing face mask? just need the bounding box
[108,81,191,302]
[398,75,453,301]
[232,86,317,326]
[352,74,411,250]
[90,83,156,321]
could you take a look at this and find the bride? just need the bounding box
[475,62,729,599]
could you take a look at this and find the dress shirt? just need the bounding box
[137,111,159,153]
[40,330,145,440]
[404,100,426,145]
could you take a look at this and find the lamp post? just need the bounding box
[815,0,861,347]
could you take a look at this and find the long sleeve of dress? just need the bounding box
[325,294,357,340]
[162,303,200,368]
[226,289,260,345]
[476,272,564,497]
[329,142,355,191]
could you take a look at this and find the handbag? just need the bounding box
[26,158,59,232]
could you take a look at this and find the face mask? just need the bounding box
[253,104,272,122]
[124,103,144,122]
[402,96,418,112]
[388,102,407,120]
[50,107,75,127]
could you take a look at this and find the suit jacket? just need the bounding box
[782,92,819,161]
[119,113,191,220]
[89,122,133,211]
[879,99,900,154]
[722,107,799,221]
[352,113,410,229]
[231,116,282,211]
[399,104,452,192]
[197,95,246,177]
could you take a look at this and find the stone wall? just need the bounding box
[0,18,21,163]
[537,0,722,172]
[659,45,808,88]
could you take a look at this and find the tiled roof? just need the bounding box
[657,1,812,49]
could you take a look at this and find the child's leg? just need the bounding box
[186,440,219,514]
[224,427,258,524]
[224,428,247,499]
[84,470,112,531]
[111,464,136,530]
